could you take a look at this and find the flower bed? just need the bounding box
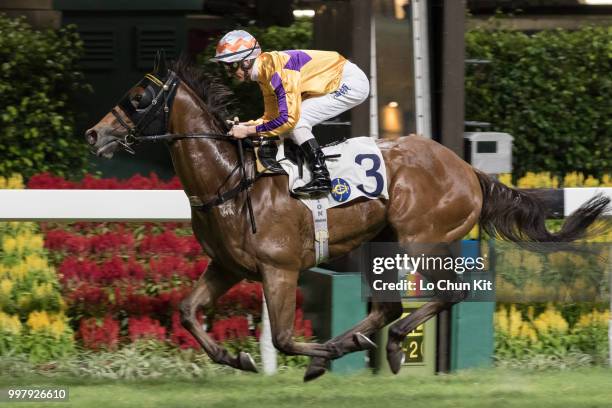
[16,172,312,354]
[0,175,75,362]
[495,303,609,368]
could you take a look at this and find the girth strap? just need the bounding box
[190,175,261,213]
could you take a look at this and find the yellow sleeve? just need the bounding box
[255,70,301,137]
[244,118,264,126]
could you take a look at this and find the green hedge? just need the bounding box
[0,15,91,179]
[465,25,611,179]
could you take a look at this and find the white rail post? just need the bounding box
[412,0,432,138]
[260,295,277,374]
[369,14,379,139]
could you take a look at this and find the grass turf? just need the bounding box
[1,368,611,408]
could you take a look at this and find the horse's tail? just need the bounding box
[475,170,610,242]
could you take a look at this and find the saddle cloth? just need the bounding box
[276,136,389,211]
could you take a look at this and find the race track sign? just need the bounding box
[401,307,425,365]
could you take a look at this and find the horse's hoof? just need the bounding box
[304,357,328,382]
[354,332,377,350]
[238,351,258,373]
[386,341,404,375]
[304,359,327,382]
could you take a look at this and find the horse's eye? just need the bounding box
[133,94,143,102]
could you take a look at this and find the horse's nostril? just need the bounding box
[85,129,98,144]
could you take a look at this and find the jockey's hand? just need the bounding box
[228,124,256,139]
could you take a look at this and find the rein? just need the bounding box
[109,68,278,234]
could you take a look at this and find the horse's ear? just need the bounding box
[153,49,168,77]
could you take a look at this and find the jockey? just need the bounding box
[211,30,370,196]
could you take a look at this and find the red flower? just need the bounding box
[66,283,110,317]
[210,316,250,342]
[98,256,127,282]
[78,315,120,350]
[148,255,189,281]
[90,230,135,254]
[293,308,313,338]
[59,257,100,282]
[139,231,191,255]
[28,172,183,190]
[126,257,145,280]
[128,316,166,342]
[217,282,263,316]
[170,311,201,349]
[114,284,154,316]
[27,172,76,189]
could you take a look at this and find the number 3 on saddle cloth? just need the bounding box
[255,136,389,265]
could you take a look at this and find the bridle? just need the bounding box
[108,70,234,154]
[106,68,267,233]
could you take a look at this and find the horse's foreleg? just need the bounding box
[179,263,257,373]
[304,300,403,381]
[260,266,337,359]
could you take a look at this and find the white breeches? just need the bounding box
[289,61,370,145]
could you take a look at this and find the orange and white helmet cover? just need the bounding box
[211,30,261,63]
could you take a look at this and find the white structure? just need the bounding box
[464,132,514,175]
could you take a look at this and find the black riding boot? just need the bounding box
[294,139,332,196]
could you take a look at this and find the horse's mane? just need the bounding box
[171,56,232,132]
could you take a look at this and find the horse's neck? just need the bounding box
[167,86,238,199]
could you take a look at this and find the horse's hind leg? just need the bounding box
[386,300,453,374]
[385,243,468,374]
[179,263,257,373]
[304,300,402,381]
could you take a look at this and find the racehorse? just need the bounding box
[85,53,610,381]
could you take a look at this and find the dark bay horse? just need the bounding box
[85,55,610,381]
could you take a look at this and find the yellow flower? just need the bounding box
[519,321,538,342]
[27,235,44,251]
[533,304,568,334]
[2,237,17,254]
[32,282,54,301]
[25,255,48,272]
[49,318,67,339]
[495,307,509,333]
[25,311,69,338]
[9,264,28,281]
[6,174,24,189]
[564,172,582,187]
[0,312,22,335]
[576,310,610,328]
[0,279,13,296]
[508,305,524,337]
[26,310,51,332]
[15,233,29,253]
[583,175,599,187]
[498,173,513,187]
